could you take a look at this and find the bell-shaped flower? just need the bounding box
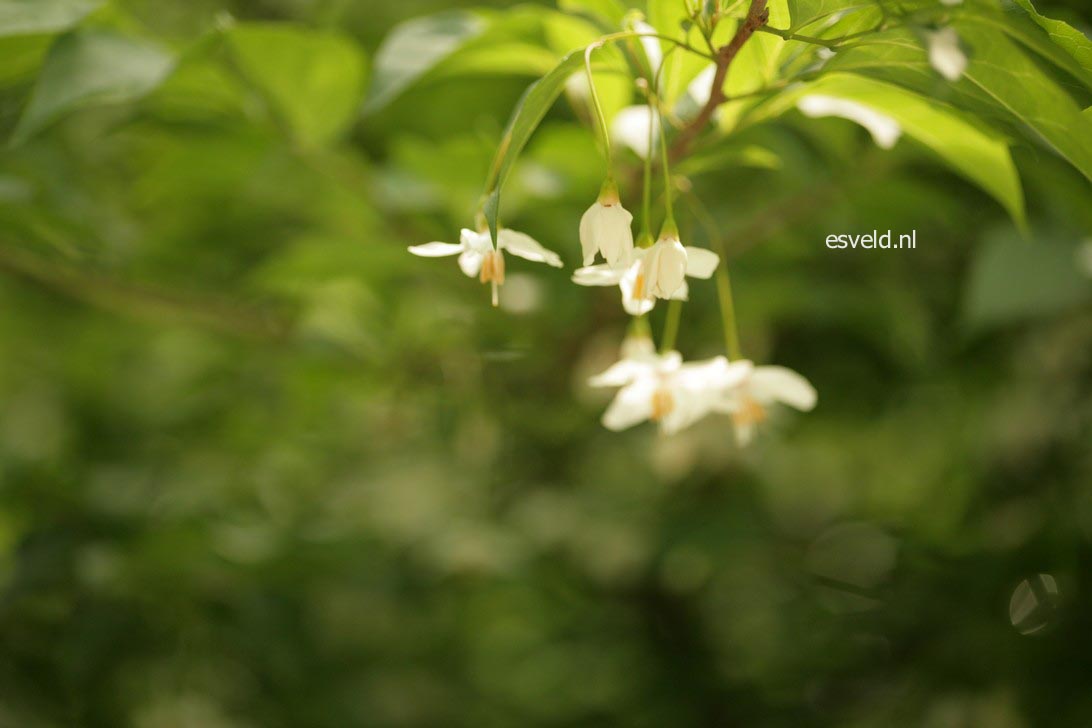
[590,341,751,434]
[927,27,967,82]
[579,179,634,267]
[712,364,817,445]
[409,227,562,306]
[637,232,688,300]
[573,235,719,315]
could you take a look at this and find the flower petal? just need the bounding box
[646,238,687,299]
[684,247,720,279]
[408,242,463,257]
[460,228,493,254]
[458,250,484,277]
[749,366,817,411]
[611,105,659,159]
[928,27,967,82]
[589,359,654,388]
[579,204,600,266]
[498,229,563,267]
[660,389,713,434]
[797,95,902,150]
[623,291,656,316]
[620,263,655,315]
[598,205,634,268]
[669,281,689,301]
[572,264,623,287]
[601,380,655,431]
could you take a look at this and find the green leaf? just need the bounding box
[558,0,626,27]
[964,226,1090,330]
[1008,0,1092,77]
[727,0,792,96]
[0,0,102,37]
[228,23,368,147]
[483,50,585,243]
[786,0,871,32]
[0,35,51,85]
[647,0,714,105]
[823,26,1092,183]
[12,31,174,145]
[431,42,560,78]
[770,73,1027,228]
[959,4,1092,93]
[363,11,484,114]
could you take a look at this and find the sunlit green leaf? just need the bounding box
[0,0,102,37]
[558,0,627,27]
[12,31,174,144]
[755,73,1026,227]
[1008,0,1092,76]
[960,4,1092,93]
[786,0,871,32]
[0,35,51,85]
[363,11,484,114]
[822,26,1092,182]
[228,23,367,147]
[727,0,791,96]
[483,50,585,242]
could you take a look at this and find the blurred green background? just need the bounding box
[1,0,1091,725]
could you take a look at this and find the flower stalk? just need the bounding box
[660,299,682,353]
[584,43,613,164]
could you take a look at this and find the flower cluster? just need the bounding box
[404,1,980,443]
[590,337,816,443]
[408,176,816,443]
[404,9,901,443]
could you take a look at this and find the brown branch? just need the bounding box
[669,0,769,163]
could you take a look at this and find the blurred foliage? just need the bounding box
[0,0,1091,726]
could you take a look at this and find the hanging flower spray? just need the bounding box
[409,0,966,441]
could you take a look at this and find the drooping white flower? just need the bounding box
[633,20,663,77]
[686,64,718,108]
[927,27,967,82]
[637,232,688,300]
[590,342,751,434]
[573,235,719,315]
[713,364,817,445]
[797,95,902,150]
[611,105,660,159]
[580,179,634,267]
[409,227,562,306]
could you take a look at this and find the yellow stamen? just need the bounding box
[632,272,645,301]
[479,250,505,307]
[650,387,675,422]
[479,252,493,284]
[732,397,767,429]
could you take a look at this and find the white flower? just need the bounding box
[713,364,817,445]
[940,0,962,6]
[573,236,720,315]
[611,105,660,159]
[927,27,967,82]
[408,227,562,306]
[590,343,751,434]
[579,180,634,267]
[633,20,662,77]
[797,95,902,150]
[638,233,688,299]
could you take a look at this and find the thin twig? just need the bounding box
[669,0,770,163]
